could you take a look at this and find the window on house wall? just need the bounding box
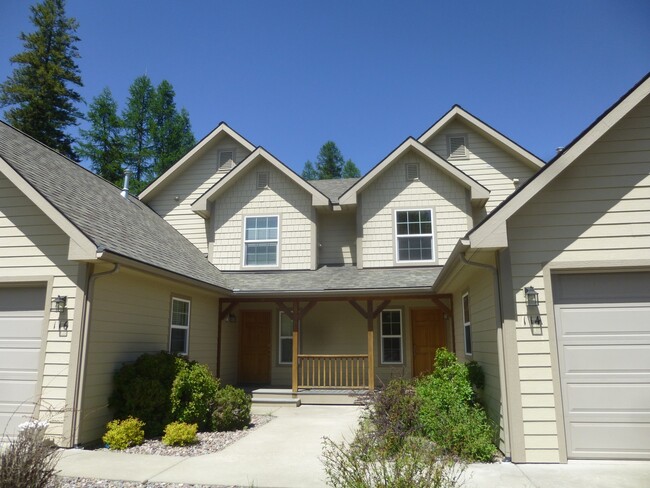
[381,309,402,364]
[447,134,468,159]
[463,292,472,356]
[244,216,279,266]
[218,149,235,170]
[395,209,434,262]
[169,297,190,355]
[279,311,293,364]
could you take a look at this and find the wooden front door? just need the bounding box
[411,308,446,377]
[238,310,272,384]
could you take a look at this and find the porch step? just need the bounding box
[252,397,301,407]
[251,388,301,407]
[250,388,368,407]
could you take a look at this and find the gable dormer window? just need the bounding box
[447,134,468,160]
[256,171,270,189]
[405,163,420,181]
[395,209,435,263]
[244,215,278,266]
[218,149,235,171]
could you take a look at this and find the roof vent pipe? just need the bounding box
[120,169,131,198]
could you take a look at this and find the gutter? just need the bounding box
[71,263,120,447]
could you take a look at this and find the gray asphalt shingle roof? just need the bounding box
[226,265,439,294]
[308,178,359,204]
[0,122,229,290]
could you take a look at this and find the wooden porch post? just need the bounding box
[292,300,299,393]
[367,299,375,391]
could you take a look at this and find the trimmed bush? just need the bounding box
[102,417,145,450]
[162,421,198,446]
[364,378,421,455]
[0,420,59,488]
[171,362,220,430]
[416,348,496,462]
[211,385,251,432]
[109,351,188,437]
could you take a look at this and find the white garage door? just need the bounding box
[553,272,650,460]
[0,286,46,438]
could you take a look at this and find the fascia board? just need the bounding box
[0,156,97,260]
[139,122,256,201]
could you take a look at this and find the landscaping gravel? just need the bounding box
[52,415,273,488]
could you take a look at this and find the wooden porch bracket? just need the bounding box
[432,296,451,315]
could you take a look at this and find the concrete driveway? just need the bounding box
[56,405,650,487]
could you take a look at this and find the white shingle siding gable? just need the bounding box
[0,174,80,440]
[148,138,252,254]
[360,151,470,267]
[426,121,536,213]
[212,161,314,270]
[506,94,650,463]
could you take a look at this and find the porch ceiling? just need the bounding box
[225,264,441,296]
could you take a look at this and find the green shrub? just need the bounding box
[171,362,220,430]
[322,431,465,488]
[0,420,59,488]
[109,351,188,437]
[364,378,422,455]
[102,417,145,450]
[416,348,496,462]
[162,421,198,446]
[211,385,251,432]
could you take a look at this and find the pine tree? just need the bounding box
[122,75,154,191]
[302,160,318,180]
[77,88,124,184]
[316,141,344,179]
[0,0,83,159]
[150,80,195,176]
[342,159,361,178]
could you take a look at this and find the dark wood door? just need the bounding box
[411,308,446,377]
[238,310,272,384]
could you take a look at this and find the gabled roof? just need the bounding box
[468,72,650,249]
[139,122,256,201]
[338,137,490,206]
[0,122,230,291]
[192,147,331,217]
[308,178,359,204]
[417,105,545,170]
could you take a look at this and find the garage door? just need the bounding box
[553,272,650,460]
[0,286,46,438]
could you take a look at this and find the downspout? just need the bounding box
[459,252,512,460]
[70,263,120,447]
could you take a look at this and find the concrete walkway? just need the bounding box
[56,405,650,488]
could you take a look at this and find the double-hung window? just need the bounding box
[395,209,434,263]
[279,311,293,364]
[380,309,402,364]
[244,216,278,266]
[169,297,190,355]
[463,293,472,356]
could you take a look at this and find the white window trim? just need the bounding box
[217,148,236,171]
[242,215,280,268]
[462,292,472,356]
[447,133,468,160]
[169,297,191,355]
[394,208,435,264]
[278,311,293,365]
[380,309,403,365]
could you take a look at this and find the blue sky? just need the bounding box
[1,0,649,174]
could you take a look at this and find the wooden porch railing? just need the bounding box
[298,354,369,389]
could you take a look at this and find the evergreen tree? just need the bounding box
[342,159,361,178]
[0,0,83,159]
[122,75,154,191]
[77,88,124,184]
[301,160,318,180]
[150,80,195,175]
[316,141,344,179]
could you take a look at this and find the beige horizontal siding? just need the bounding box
[148,137,252,254]
[361,151,470,267]
[506,94,650,462]
[0,174,81,443]
[425,120,536,212]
